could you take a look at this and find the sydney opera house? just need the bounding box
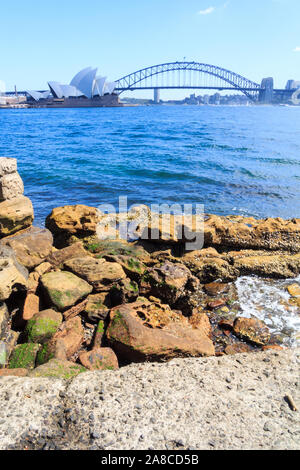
[26,67,121,107]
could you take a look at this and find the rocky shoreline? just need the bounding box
[0,157,299,379]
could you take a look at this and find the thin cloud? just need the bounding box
[293,47,300,52]
[197,6,215,15]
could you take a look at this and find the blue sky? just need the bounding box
[1,0,299,98]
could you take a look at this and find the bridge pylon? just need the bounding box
[154,88,160,104]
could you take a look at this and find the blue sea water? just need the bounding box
[0,105,300,226]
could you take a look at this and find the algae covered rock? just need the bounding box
[40,270,92,310]
[26,309,62,344]
[84,293,111,321]
[9,343,40,369]
[28,358,87,379]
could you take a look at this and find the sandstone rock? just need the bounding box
[233,317,271,346]
[0,330,19,367]
[40,271,92,310]
[85,238,152,264]
[27,271,40,294]
[47,242,90,267]
[0,246,28,301]
[188,311,212,337]
[0,368,28,377]
[0,172,24,201]
[106,299,215,362]
[79,347,119,371]
[0,303,9,337]
[182,250,238,283]
[262,345,284,351]
[0,157,17,177]
[204,282,230,296]
[1,227,53,269]
[93,320,106,347]
[287,283,300,297]
[26,309,62,344]
[34,262,52,276]
[84,293,110,321]
[64,257,126,292]
[234,254,300,278]
[140,213,204,245]
[204,214,300,252]
[109,279,139,306]
[45,205,102,246]
[225,343,252,355]
[53,316,84,359]
[28,358,87,379]
[105,254,146,281]
[9,343,40,369]
[0,196,34,238]
[207,299,227,309]
[22,293,39,321]
[146,261,194,305]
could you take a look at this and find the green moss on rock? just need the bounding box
[9,343,41,370]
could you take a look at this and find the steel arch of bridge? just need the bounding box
[115,62,261,100]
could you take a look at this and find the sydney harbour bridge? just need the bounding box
[5,61,300,105]
[114,61,299,104]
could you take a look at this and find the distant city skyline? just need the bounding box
[1,0,299,100]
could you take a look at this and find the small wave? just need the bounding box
[235,276,300,347]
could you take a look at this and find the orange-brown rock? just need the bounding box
[22,293,39,321]
[0,196,34,238]
[79,347,119,371]
[140,213,204,245]
[207,299,227,309]
[64,257,126,291]
[224,343,252,355]
[182,250,238,283]
[53,316,84,359]
[234,253,300,278]
[233,317,271,346]
[0,368,28,377]
[47,242,90,267]
[45,205,102,243]
[204,282,230,296]
[106,299,215,362]
[287,283,300,297]
[204,215,300,252]
[1,227,53,268]
[262,345,284,351]
[188,311,211,337]
[27,271,40,294]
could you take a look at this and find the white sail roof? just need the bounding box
[103,81,116,94]
[76,68,97,99]
[70,67,93,88]
[93,76,107,97]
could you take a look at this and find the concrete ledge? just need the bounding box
[0,348,299,450]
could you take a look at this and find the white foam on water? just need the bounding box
[235,275,300,347]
